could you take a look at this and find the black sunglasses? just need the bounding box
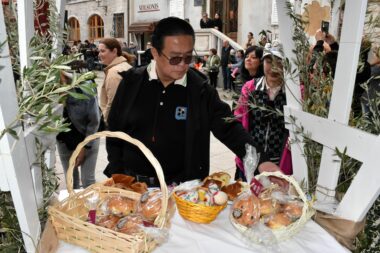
[160,51,193,65]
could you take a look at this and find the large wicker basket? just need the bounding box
[48,131,169,253]
[231,171,315,242]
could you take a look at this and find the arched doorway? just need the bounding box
[210,0,238,41]
[68,17,80,41]
[88,14,104,40]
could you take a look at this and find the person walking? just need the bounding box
[206,48,221,88]
[56,71,101,189]
[98,38,134,121]
[221,40,232,91]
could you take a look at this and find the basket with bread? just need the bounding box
[173,171,249,223]
[48,131,173,253]
[230,171,315,243]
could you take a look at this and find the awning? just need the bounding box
[128,22,157,33]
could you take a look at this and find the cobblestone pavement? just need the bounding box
[56,70,238,190]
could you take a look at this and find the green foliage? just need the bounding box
[285,1,380,251]
[0,192,25,252]
[0,0,96,251]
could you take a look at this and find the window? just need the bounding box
[88,14,104,40]
[113,13,124,38]
[271,0,279,25]
[68,17,80,41]
[169,0,184,19]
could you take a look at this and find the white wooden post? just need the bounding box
[277,0,379,222]
[0,3,40,252]
[17,0,34,70]
[276,0,309,186]
[315,0,367,211]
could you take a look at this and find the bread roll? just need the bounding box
[96,215,120,230]
[221,180,243,201]
[139,190,162,221]
[259,199,279,216]
[107,196,137,216]
[209,172,231,187]
[266,213,292,229]
[129,182,148,194]
[231,193,260,227]
[283,202,303,220]
[116,215,144,234]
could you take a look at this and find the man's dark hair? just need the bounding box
[152,17,195,54]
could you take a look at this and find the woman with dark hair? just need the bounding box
[98,37,134,121]
[213,13,223,32]
[239,46,264,83]
[206,48,221,88]
[234,46,289,179]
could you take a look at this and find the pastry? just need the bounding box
[283,202,303,220]
[266,213,292,229]
[111,174,135,188]
[208,172,231,187]
[221,180,243,201]
[106,196,137,216]
[231,193,260,227]
[129,182,148,194]
[139,190,162,221]
[259,198,279,216]
[116,215,144,234]
[96,215,121,230]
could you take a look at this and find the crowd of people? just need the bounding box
[56,16,380,191]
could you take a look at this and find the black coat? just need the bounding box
[213,18,223,32]
[200,18,214,28]
[105,66,263,183]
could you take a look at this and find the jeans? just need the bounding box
[57,139,100,189]
[222,66,228,90]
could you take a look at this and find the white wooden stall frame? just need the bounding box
[278,0,379,222]
[0,0,66,252]
[0,2,40,252]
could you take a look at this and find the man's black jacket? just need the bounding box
[105,66,263,183]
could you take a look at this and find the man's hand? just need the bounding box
[75,148,86,167]
[258,161,280,173]
[258,162,289,189]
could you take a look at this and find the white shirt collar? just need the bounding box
[147,60,187,87]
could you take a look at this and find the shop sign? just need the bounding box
[138,3,160,12]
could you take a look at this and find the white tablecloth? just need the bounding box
[56,191,349,253]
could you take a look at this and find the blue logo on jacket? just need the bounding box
[175,106,187,120]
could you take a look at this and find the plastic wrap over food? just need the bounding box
[99,196,137,216]
[231,191,260,228]
[85,192,99,224]
[139,189,163,221]
[243,144,260,184]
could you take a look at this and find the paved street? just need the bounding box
[56,70,238,190]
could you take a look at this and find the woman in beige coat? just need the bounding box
[98,38,135,121]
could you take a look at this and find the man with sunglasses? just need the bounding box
[105,17,279,186]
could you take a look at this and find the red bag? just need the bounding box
[279,138,292,175]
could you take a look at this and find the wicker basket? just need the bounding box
[173,191,226,224]
[48,131,169,253]
[231,171,315,242]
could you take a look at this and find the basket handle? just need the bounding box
[255,171,308,204]
[66,130,169,228]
